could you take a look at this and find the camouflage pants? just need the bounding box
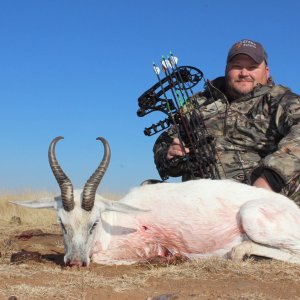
[283,175,300,207]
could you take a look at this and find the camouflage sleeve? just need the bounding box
[153,126,188,180]
[254,92,300,185]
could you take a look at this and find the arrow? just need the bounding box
[152,63,160,75]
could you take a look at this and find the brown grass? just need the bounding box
[0,190,56,224]
[1,258,300,299]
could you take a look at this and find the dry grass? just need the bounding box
[1,258,300,299]
[145,256,300,282]
[0,190,57,226]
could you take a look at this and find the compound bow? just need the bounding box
[137,52,221,180]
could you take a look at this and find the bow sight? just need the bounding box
[137,53,221,180]
[137,65,203,136]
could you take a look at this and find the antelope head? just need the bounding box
[12,136,144,267]
[48,136,111,267]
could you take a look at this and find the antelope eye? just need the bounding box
[58,218,67,234]
[89,221,99,235]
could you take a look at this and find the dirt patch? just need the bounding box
[1,223,300,300]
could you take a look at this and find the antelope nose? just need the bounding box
[66,259,87,267]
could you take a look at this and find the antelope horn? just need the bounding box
[48,136,74,212]
[82,137,111,211]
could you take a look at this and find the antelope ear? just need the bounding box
[10,197,60,210]
[100,200,149,214]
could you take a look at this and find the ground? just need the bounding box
[1,219,300,300]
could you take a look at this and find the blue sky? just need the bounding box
[1,0,300,194]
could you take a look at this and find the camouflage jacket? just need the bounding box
[153,76,300,201]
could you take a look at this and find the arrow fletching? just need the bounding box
[161,59,171,71]
[170,56,178,67]
[152,63,160,75]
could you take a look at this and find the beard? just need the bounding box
[225,78,256,100]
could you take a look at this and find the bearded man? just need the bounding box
[153,39,300,203]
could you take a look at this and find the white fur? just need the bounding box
[11,179,300,266]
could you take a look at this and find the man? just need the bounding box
[153,39,300,203]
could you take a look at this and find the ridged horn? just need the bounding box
[82,137,111,211]
[48,136,74,212]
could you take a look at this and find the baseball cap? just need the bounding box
[227,39,268,64]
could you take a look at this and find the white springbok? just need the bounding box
[12,136,300,266]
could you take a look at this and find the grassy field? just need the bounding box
[0,190,57,225]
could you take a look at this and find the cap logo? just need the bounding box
[238,39,257,49]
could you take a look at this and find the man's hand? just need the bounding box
[166,138,190,160]
[252,176,273,191]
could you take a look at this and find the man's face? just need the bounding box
[225,54,270,100]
